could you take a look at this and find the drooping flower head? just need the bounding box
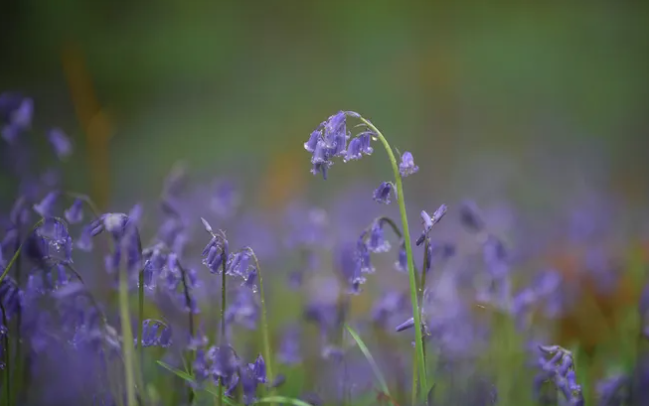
[398,151,419,177]
[372,181,394,205]
[47,128,73,160]
[304,111,373,179]
[416,204,448,246]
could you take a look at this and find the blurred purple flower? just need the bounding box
[47,128,73,159]
[64,199,84,224]
[459,200,485,233]
[33,191,59,218]
[372,181,394,204]
[367,219,391,253]
[398,151,419,177]
[415,204,448,246]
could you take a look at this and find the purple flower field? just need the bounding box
[2,96,649,406]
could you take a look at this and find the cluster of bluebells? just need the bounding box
[534,345,584,406]
[3,97,649,406]
[192,339,268,405]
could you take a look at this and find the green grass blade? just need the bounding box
[254,396,314,406]
[156,361,235,405]
[345,324,391,396]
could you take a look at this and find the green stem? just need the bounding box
[119,264,137,406]
[137,271,145,400]
[178,263,196,404]
[1,301,11,406]
[0,219,44,285]
[217,248,227,406]
[244,248,275,401]
[359,116,428,399]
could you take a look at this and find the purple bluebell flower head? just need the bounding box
[211,345,240,382]
[64,199,84,224]
[33,191,59,218]
[338,244,365,295]
[278,325,302,365]
[47,128,73,159]
[459,200,485,233]
[225,288,259,330]
[211,179,240,219]
[371,290,408,328]
[304,128,322,153]
[415,204,448,246]
[372,181,393,204]
[0,277,22,319]
[398,151,419,177]
[358,132,374,155]
[356,231,374,274]
[76,224,94,252]
[483,235,509,279]
[1,94,32,142]
[395,317,415,332]
[136,319,172,348]
[101,213,129,241]
[368,219,391,253]
[394,239,407,272]
[344,136,363,162]
[24,232,49,263]
[252,354,267,383]
[596,375,629,406]
[10,196,30,226]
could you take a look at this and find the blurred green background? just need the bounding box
[2,1,649,211]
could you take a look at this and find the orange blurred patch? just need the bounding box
[62,43,112,209]
[259,145,306,212]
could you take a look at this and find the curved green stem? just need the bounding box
[1,301,11,406]
[359,116,427,399]
[119,263,137,406]
[177,263,196,404]
[0,219,44,285]
[244,248,275,402]
[217,246,227,406]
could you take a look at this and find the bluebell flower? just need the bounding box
[415,204,448,246]
[47,128,73,159]
[344,137,363,162]
[306,112,372,177]
[0,277,22,319]
[211,179,240,219]
[372,181,393,204]
[76,224,94,252]
[10,196,29,226]
[136,319,172,348]
[459,200,485,233]
[211,345,240,384]
[33,191,59,218]
[358,132,374,155]
[483,234,508,279]
[338,244,365,295]
[398,151,419,177]
[367,219,391,253]
[371,290,408,328]
[278,325,302,365]
[225,288,259,330]
[64,199,84,224]
[24,232,49,263]
[395,317,415,332]
[304,128,323,153]
[355,231,374,274]
[1,94,32,143]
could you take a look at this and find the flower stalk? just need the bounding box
[358,116,428,398]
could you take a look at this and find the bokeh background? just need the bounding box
[2,1,649,223]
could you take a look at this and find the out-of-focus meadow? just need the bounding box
[3,3,649,405]
[2,2,649,211]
